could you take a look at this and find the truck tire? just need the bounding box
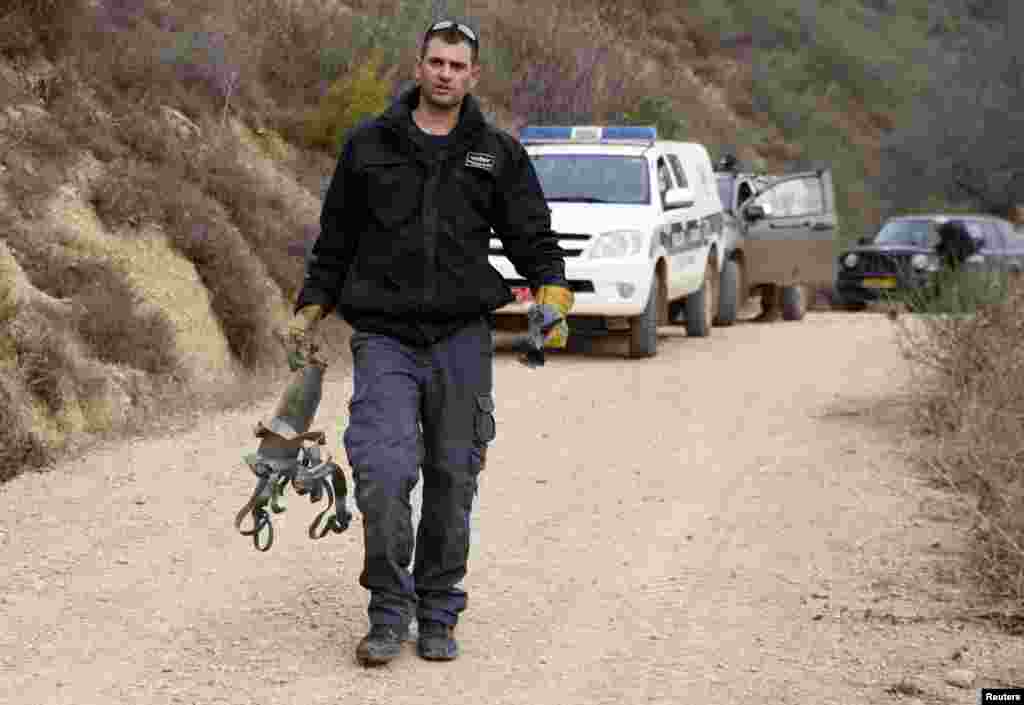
[714,258,740,326]
[629,276,660,358]
[781,285,806,321]
[685,259,717,337]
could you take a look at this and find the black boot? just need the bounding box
[417,620,458,661]
[355,624,408,666]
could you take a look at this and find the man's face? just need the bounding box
[415,37,479,111]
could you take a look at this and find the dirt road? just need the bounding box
[2,312,1022,705]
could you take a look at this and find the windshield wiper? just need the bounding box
[546,196,611,203]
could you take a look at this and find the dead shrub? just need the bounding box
[897,278,1024,604]
[0,0,87,56]
[72,265,182,376]
[0,373,50,477]
[2,150,67,219]
[11,308,80,415]
[507,42,634,124]
[89,159,170,228]
[91,158,285,369]
[47,84,128,163]
[161,184,284,370]
[186,134,308,298]
[0,65,31,105]
[235,0,355,113]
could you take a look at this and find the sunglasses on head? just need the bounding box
[425,20,478,45]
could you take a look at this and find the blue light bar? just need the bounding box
[601,126,657,141]
[520,125,658,145]
[520,126,573,142]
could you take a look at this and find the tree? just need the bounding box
[877,6,1023,218]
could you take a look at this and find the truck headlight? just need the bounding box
[843,253,859,269]
[911,253,940,272]
[589,230,646,259]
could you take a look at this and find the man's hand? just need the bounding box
[285,304,324,369]
[533,285,574,349]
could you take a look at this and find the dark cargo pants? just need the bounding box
[343,319,495,629]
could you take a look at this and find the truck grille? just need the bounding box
[489,232,592,258]
[848,252,910,275]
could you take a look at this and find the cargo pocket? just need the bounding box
[472,394,496,473]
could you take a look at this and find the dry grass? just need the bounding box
[895,276,1024,608]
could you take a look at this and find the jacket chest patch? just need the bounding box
[465,152,496,172]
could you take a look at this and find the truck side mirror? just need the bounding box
[664,186,694,209]
[744,203,767,221]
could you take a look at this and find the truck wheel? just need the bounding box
[781,285,806,321]
[629,276,660,358]
[685,259,717,337]
[714,258,740,326]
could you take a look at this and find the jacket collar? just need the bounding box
[381,85,486,153]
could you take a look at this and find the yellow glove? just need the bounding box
[288,304,324,344]
[284,304,325,369]
[533,285,574,349]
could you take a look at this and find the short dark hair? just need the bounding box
[421,20,479,63]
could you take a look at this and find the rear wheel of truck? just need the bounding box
[714,258,740,327]
[629,275,661,358]
[685,259,717,337]
[781,285,807,321]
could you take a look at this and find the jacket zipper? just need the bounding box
[422,156,444,310]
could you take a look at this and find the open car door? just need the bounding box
[740,169,838,290]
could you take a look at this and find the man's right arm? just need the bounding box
[294,138,360,315]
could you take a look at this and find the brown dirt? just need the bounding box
[2,312,1022,704]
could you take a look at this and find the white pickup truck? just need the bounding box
[488,125,729,358]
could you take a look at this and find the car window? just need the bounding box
[657,157,682,210]
[875,219,937,247]
[750,176,824,218]
[530,154,651,204]
[979,221,1006,251]
[666,154,688,189]
[961,220,990,249]
[736,180,754,207]
[657,159,672,192]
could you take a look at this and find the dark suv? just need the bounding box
[833,214,1024,309]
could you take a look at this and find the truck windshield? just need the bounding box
[874,219,937,247]
[530,155,650,205]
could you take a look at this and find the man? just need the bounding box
[932,219,979,302]
[935,219,978,272]
[287,20,573,666]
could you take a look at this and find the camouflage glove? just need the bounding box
[532,285,574,349]
[285,304,324,370]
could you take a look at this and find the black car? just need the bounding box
[833,214,1024,309]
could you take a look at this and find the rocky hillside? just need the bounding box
[0,0,997,479]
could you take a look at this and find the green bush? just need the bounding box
[622,96,687,141]
[887,268,1014,317]
[304,51,391,153]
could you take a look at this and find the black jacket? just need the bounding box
[935,220,978,268]
[295,87,568,347]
